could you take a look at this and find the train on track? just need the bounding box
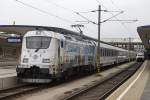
[16,27,137,83]
[136,52,145,62]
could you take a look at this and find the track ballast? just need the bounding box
[61,62,143,100]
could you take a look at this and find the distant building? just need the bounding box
[0,33,21,63]
[101,38,145,53]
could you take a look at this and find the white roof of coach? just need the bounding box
[24,30,65,40]
[100,42,129,52]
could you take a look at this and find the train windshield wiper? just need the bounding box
[35,41,42,52]
[35,48,41,52]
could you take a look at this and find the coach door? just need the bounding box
[58,40,65,66]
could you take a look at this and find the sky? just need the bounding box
[0,0,149,39]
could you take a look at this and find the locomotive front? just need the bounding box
[17,30,62,83]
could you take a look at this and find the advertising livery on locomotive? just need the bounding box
[17,28,136,83]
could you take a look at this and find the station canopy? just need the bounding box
[137,25,150,49]
[0,25,79,46]
[0,25,112,45]
[0,25,61,35]
[0,25,94,40]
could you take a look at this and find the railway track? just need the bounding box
[0,84,50,100]
[61,62,143,100]
[0,62,141,100]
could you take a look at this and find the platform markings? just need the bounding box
[116,61,147,100]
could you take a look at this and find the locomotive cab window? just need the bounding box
[26,36,51,49]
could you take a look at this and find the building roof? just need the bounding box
[0,25,110,44]
[101,38,142,43]
[137,25,150,49]
[0,25,80,35]
[0,25,128,48]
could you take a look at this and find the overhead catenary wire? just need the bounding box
[108,0,138,37]
[43,0,75,13]
[43,0,98,25]
[109,0,122,11]
[15,0,74,24]
[43,0,126,28]
[101,11,124,23]
[43,0,130,38]
[95,0,133,35]
[42,0,98,35]
[16,0,98,35]
[43,0,118,38]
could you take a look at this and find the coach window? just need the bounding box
[100,48,102,56]
[105,49,106,56]
[103,48,105,56]
[107,49,109,56]
[113,50,115,56]
[105,49,107,56]
[113,50,116,56]
[106,49,108,56]
[0,47,2,58]
[107,49,108,56]
[103,48,104,56]
[101,48,103,56]
[61,41,64,48]
[102,48,104,56]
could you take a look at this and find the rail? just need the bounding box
[61,62,143,100]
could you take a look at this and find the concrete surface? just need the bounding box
[0,61,18,67]
[0,65,24,90]
[106,60,149,100]
[10,62,135,100]
[140,61,150,100]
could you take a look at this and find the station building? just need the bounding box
[101,38,145,53]
[137,25,150,59]
[0,33,21,64]
[0,25,54,65]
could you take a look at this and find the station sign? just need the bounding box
[7,37,22,43]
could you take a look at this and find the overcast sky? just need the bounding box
[0,0,149,39]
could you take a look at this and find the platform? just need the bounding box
[0,61,18,67]
[106,60,150,100]
[0,65,16,77]
[0,64,24,90]
[140,61,150,100]
[31,62,135,100]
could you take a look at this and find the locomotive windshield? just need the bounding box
[26,36,51,49]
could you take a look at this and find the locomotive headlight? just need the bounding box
[42,59,50,63]
[23,58,28,63]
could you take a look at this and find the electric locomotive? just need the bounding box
[17,28,136,83]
